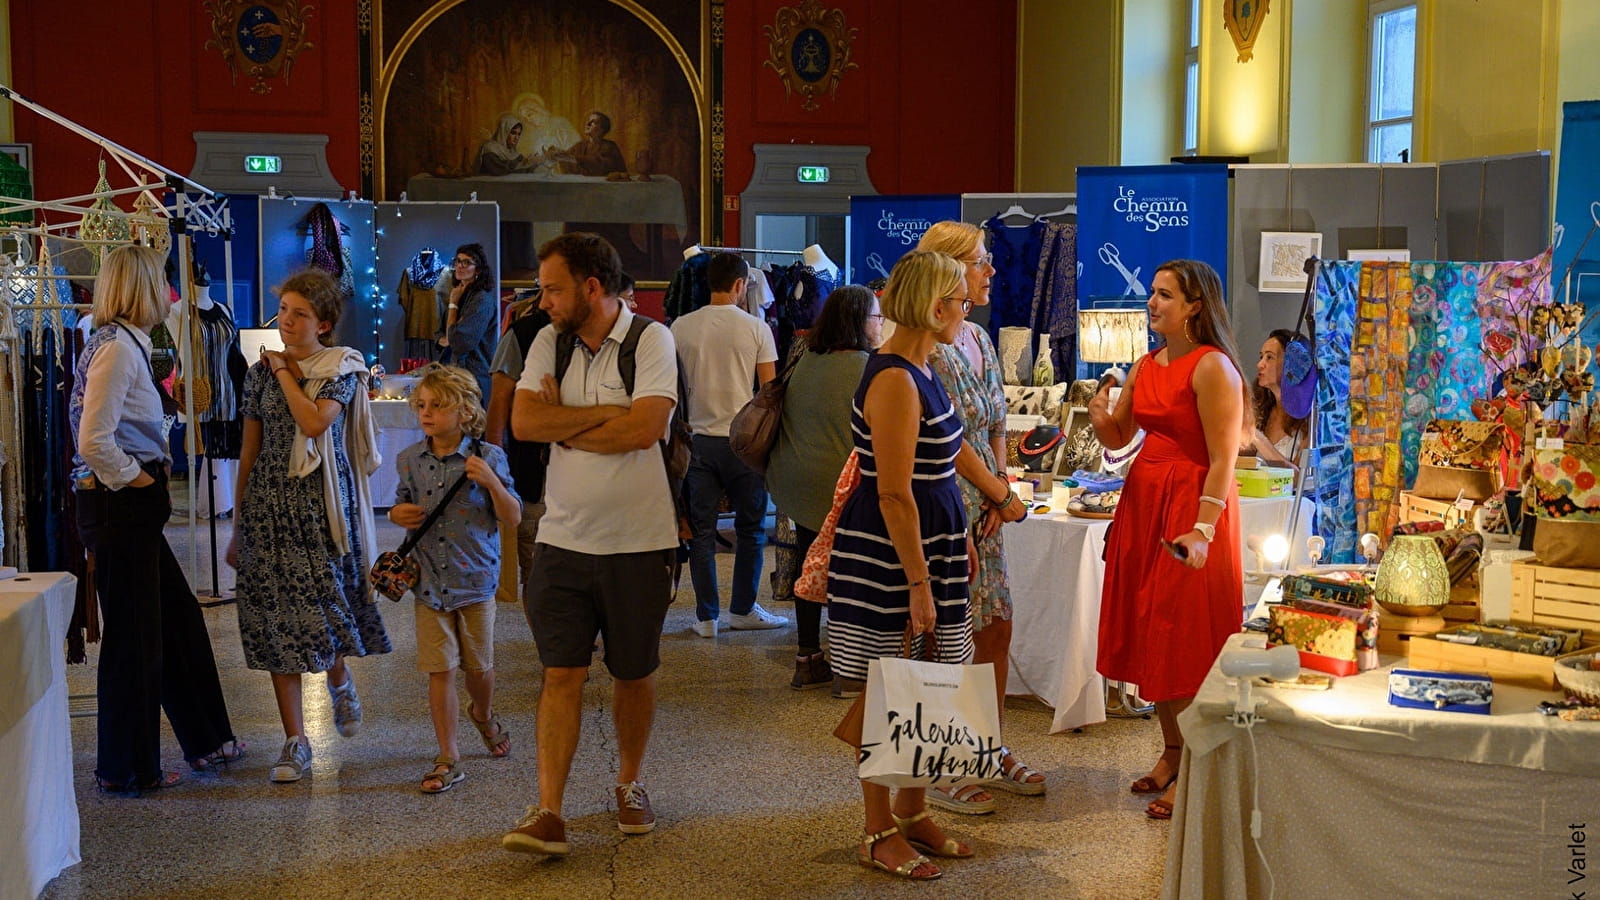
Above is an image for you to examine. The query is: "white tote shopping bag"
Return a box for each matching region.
[858,656,1003,788]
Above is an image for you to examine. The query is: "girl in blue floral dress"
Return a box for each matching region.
[228,269,389,784]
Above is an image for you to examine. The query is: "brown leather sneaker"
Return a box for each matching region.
[615,782,656,835]
[502,806,570,856]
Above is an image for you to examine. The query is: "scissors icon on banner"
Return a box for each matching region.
[865,252,891,280]
[1098,243,1146,296]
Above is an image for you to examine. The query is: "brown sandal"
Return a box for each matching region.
[1145,796,1174,820]
[420,755,464,794]
[466,700,511,758]
[1131,744,1181,794]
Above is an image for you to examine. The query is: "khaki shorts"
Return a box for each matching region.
[415,600,496,673]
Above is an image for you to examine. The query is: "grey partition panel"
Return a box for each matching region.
[259,197,378,355]
[372,201,500,373]
[1438,154,1551,262]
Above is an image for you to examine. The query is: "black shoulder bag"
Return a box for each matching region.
[369,441,479,601]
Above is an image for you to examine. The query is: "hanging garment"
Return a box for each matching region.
[302,203,355,301]
[1031,221,1080,381]
[983,217,1047,341]
[407,248,448,289]
[664,253,711,319]
[398,270,444,343]
[198,303,246,459]
[1349,261,1411,543]
[1401,261,1493,488]
[22,326,92,655]
[1312,261,1361,564]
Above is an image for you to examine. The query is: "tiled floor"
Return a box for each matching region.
[41,506,1170,899]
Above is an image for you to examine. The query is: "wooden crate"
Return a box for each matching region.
[1406,633,1594,691]
[1398,492,1477,530]
[1510,560,1600,643]
[1442,582,1480,623]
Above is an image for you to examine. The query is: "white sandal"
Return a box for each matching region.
[926,783,996,815]
[990,748,1046,796]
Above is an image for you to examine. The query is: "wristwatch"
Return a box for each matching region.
[1191,521,1216,542]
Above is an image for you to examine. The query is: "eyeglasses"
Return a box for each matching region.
[452,259,476,267]
[964,254,994,269]
[942,296,974,314]
[867,313,885,321]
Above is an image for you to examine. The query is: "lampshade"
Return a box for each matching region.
[1078,308,1148,364]
[1373,535,1450,616]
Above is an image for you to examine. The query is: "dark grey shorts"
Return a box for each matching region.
[524,543,675,681]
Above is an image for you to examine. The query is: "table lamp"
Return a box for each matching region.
[1078,308,1148,390]
[1376,531,1452,637]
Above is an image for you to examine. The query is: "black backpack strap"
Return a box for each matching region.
[615,314,652,396]
[396,439,479,556]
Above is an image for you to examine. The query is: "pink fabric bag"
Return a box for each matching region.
[795,451,861,603]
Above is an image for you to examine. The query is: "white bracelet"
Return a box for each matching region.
[1199,495,1226,509]
[1192,521,1216,542]
[448,303,459,310]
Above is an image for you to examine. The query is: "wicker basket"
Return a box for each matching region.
[1553,650,1600,705]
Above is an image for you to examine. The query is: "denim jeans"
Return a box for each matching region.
[686,434,768,621]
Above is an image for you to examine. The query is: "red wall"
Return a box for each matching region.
[10,2,1013,238]
[9,2,362,208]
[721,0,1018,241]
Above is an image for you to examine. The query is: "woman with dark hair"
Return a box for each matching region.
[766,284,882,691]
[437,242,498,398]
[1252,329,1311,468]
[1088,259,1250,821]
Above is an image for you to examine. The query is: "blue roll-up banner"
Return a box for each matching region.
[1075,165,1230,305]
[847,194,961,285]
[1555,101,1600,328]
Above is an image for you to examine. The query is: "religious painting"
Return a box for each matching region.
[368,1,714,282]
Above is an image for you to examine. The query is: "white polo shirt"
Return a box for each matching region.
[669,303,778,437]
[517,307,679,554]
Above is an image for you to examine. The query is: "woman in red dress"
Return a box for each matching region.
[1088,259,1251,820]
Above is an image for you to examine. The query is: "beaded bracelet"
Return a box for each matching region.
[907,577,929,589]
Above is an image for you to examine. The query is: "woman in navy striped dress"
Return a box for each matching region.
[829,251,1027,881]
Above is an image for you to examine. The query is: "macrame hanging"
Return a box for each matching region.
[128,191,171,255]
[77,159,130,272]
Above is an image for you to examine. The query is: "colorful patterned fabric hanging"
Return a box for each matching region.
[1401,261,1492,487]
[1312,261,1360,564]
[1350,261,1411,543]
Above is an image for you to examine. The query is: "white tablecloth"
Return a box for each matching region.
[370,399,423,508]
[1163,632,1600,898]
[1004,497,1313,734]
[0,572,80,900]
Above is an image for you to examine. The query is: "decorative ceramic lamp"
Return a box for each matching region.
[1373,535,1451,616]
[1078,308,1148,390]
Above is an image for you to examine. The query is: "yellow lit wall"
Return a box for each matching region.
[1415,0,1559,161]
[1016,0,1120,191]
[1553,0,1600,180]
[1286,0,1364,162]
[1197,0,1287,160]
[1119,0,1185,165]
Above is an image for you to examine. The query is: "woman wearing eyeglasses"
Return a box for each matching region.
[917,221,1046,812]
[437,242,498,398]
[828,251,1025,881]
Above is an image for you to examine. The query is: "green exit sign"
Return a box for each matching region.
[244,155,282,174]
[796,165,830,184]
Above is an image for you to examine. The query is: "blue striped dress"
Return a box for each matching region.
[827,352,974,681]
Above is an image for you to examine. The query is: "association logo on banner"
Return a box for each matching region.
[1077,165,1229,304]
[848,194,961,284]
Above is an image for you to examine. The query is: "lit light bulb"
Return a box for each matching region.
[1306,535,1326,566]
[1263,534,1289,566]
[1360,533,1381,564]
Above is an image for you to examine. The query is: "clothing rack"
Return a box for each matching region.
[694,244,806,256]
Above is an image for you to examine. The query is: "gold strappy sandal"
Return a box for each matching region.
[893,810,973,858]
[858,825,941,880]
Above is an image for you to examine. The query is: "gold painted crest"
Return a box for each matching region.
[205,0,316,95]
[1222,0,1270,63]
[762,0,859,112]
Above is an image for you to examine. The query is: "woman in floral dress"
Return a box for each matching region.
[228,268,390,784]
[920,222,1047,812]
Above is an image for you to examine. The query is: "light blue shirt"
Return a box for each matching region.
[393,438,518,611]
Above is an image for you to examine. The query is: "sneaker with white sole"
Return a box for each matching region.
[690,618,717,638]
[503,806,570,856]
[269,737,312,783]
[328,674,362,738]
[727,603,789,630]
[615,782,656,834]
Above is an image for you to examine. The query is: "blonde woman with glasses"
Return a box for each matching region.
[828,250,1025,881]
[919,221,1047,813]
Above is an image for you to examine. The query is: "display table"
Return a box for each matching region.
[0,572,80,900]
[1005,497,1313,734]
[1162,632,1600,899]
[370,399,424,508]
